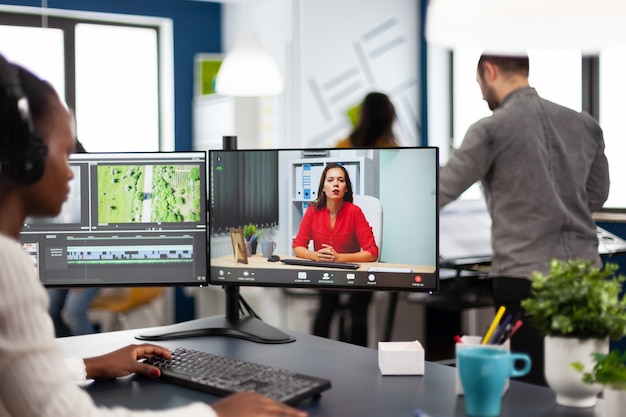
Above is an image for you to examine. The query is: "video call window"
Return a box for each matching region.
[208,148,439,293]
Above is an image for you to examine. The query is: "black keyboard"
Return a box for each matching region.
[280,258,360,270]
[145,348,332,405]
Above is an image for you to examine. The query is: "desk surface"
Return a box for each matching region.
[58,323,604,417]
[212,254,436,273]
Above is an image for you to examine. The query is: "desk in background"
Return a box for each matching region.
[58,326,604,417]
[427,198,626,360]
[440,198,626,264]
[211,254,435,274]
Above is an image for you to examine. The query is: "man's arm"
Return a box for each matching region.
[586,133,610,213]
[439,123,492,208]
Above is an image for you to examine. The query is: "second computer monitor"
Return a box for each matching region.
[208,147,439,293]
[20,151,208,287]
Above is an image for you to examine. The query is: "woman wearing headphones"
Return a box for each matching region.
[0,54,306,417]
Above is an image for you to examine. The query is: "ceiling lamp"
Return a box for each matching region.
[425,0,626,55]
[215,32,284,96]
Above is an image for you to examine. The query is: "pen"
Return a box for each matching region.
[496,312,522,344]
[489,314,513,344]
[507,319,523,339]
[495,321,513,345]
[482,306,506,345]
[245,233,258,247]
[454,335,463,344]
[414,409,433,417]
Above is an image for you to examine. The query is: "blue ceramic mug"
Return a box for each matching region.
[457,347,531,417]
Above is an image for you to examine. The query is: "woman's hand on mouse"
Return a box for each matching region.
[83,344,172,380]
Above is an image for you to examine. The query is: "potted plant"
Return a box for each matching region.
[572,349,626,417]
[242,223,262,255]
[521,259,626,407]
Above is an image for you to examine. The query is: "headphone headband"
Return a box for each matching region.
[0,54,48,185]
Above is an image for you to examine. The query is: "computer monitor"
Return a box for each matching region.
[19,151,208,287]
[208,147,439,291]
[136,147,439,344]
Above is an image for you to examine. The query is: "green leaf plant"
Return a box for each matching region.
[520,259,626,340]
[243,223,256,239]
[572,349,626,390]
[242,223,263,240]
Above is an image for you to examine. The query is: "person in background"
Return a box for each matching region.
[439,53,610,385]
[48,287,100,336]
[304,92,397,347]
[0,54,306,417]
[47,139,102,336]
[335,91,399,148]
[292,162,379,346]
[307,91,398,347]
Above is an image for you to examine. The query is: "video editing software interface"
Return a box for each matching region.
[208,147,439,293]
[19,152,208,287]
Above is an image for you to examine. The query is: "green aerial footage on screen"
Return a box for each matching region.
[97,164,202,224]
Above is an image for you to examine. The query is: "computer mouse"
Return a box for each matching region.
[267,255,280,262]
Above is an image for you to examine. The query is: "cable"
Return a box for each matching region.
[239,294,261,319]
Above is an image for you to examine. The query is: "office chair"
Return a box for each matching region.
[352,195,383,256]
[89,287,165,331]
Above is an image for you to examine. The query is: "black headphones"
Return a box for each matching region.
[0,54,48,185]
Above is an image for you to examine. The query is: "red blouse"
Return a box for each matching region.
[292,202,379,259]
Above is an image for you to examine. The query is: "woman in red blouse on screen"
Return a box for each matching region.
[292,163,378,263]
[292,163,378,347]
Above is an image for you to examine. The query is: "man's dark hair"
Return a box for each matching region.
[478,54,529,78]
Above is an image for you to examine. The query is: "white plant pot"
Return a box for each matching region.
[544,335,609,408]
[604,386,626,417]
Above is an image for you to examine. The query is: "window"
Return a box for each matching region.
[599,47,626,209]
[452,48,582,149]
[0,7,172,151]
[209,150,279,234]
[75,24,159,151]
[0,25,65,99]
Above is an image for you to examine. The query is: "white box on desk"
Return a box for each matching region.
[378,341,425,375]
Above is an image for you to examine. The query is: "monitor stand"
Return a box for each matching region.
[135,285,295,344]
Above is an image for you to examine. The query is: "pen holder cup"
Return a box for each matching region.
[455,335,510,396]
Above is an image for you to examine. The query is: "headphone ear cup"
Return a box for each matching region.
[0,54,49,185]
[0,128,48,185]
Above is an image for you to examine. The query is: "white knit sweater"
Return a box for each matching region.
[0,234,216,417]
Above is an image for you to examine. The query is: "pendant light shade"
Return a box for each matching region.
[425,0,626,55]
[215,32,284,97]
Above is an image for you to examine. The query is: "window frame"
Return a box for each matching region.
[0,5,174,151]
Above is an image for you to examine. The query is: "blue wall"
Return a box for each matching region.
[3,0,222,152]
